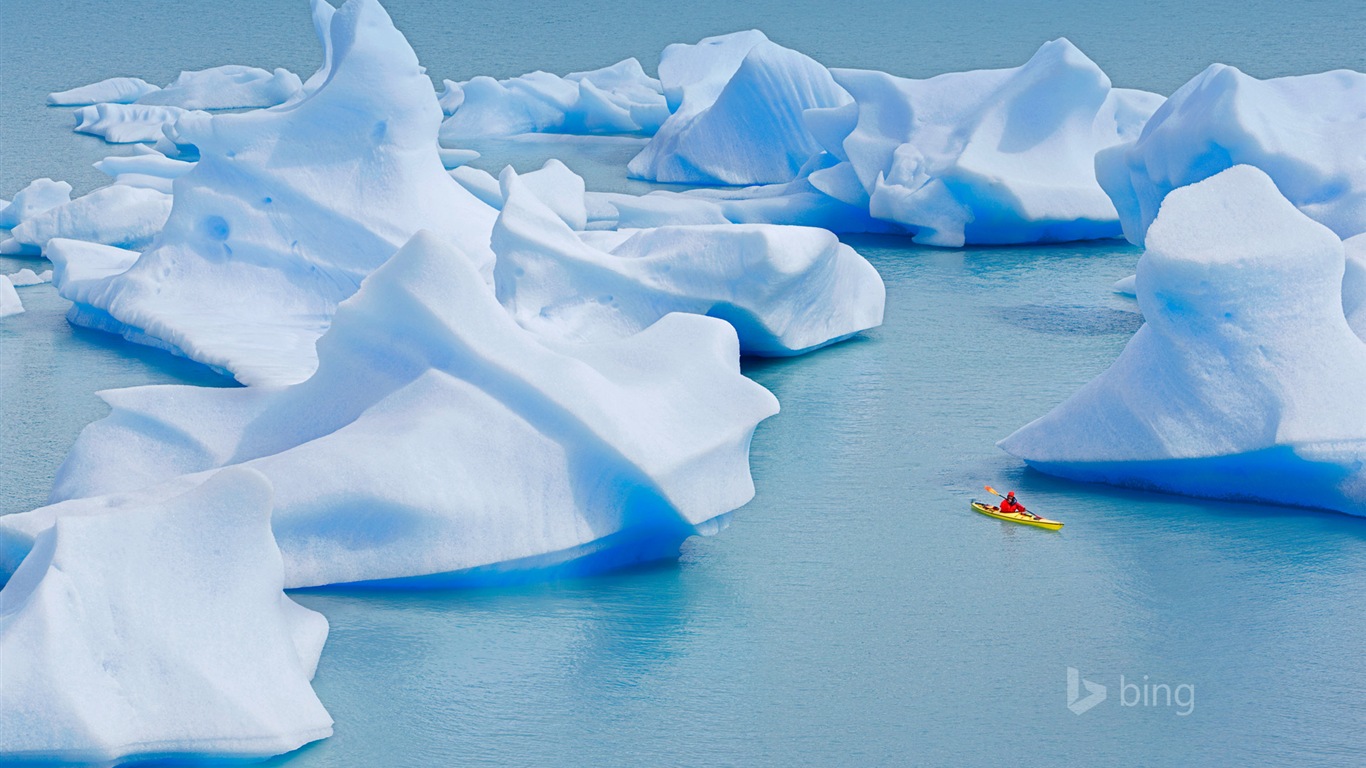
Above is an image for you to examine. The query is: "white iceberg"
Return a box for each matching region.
[0,178,72,229]
[0,276,23,318]
[1112,274,1137,297]
[6,268,53,286]
[494,167,884,354]
[135,64,304,110]
[47,76,161,106]
[2,184,173,255]
[999,166,1366,516]
[57,0,497,386]
[438,58,668,141]
[24,230,779,588]
[94,149,196,181]
[806,39,1162,246]
[1097,65,1366,246]
[72,102,199,144]
[0,468,332,764]
[628,31,851,185]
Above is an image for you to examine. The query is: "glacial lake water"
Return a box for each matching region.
[3,1,1365,765]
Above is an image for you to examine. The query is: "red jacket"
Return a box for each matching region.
[1000,497,1025,514]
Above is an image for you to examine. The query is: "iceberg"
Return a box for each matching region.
[56,0,497,386]
[494,167,885,354]
[20,230,779,588]
[0,468,332,763]
[999,166,1366,516]
[628,32,852,185]
[72,102,198,143]
[438,58,668,141]
[1,184,173,255]
[135,65,304,110]
[805,39,1162,246]
[6,268,53,286]
[0,178,72,229]
[1097,65,1366,246]
[0,276,23,317]
[47,76,161,106]
[93,149,196,181]
[1112,274,1137,297]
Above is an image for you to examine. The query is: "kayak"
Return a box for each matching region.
[970,500,1063,531]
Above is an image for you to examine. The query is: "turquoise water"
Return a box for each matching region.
[4,1,1366,766]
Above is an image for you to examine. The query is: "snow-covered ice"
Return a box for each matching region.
[2,185,173,255]
[805,39,1163,246]
[94,149,196,181]
[1097,65,1366,246]
[494,167,885,354]
[628,31,851,185]
[135,65,304,110]
[0,276,23,318]
[999,166,1366,516]
[1112,274,1137,297]
[22,230,779,588]
[0,178,72,229]
[0,468,332,763]
[1345,234,1366,341]
[56,0,497,386]
[5,268,53,286]
[47,76,161,106]
[72,102,198,144]
[438,58,668,141]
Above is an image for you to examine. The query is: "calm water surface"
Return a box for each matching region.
[2,1,1364,766]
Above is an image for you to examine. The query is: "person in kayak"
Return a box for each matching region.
[999,492,1033,518]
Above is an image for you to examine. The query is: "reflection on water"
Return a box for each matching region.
[998,304,1144,336]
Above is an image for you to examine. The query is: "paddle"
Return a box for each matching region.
[983,485,1042,520]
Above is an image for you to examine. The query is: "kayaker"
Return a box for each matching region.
[999,492,1027,515]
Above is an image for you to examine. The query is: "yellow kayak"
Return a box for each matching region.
[971,500,1063,531]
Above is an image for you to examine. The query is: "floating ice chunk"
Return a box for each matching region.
[57,0,497,386]
[502,159,588,229]
[807,39,1162,246]
[495,170,884,354]
[33,230,779,588]
[0,276,23,318]
[999,166,1366,516]
[73,102,198,143]
[0,468,332,763]
[3,185,172,255]
[439,147,479,169]
[449,165,503,208]
[94,151,196,180]
[47,76,161,106]
[1097,66,1366,246]
[0,178,72,229]
[439,71,578,140]
[1346,234,1366,341]
[136,65,304,110]
[563,58,670,135]
[437,79,464,115]
[438,58,667,141]
[1112,274,1137,297]
[629,34,852,185]
[6,268,53,286]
